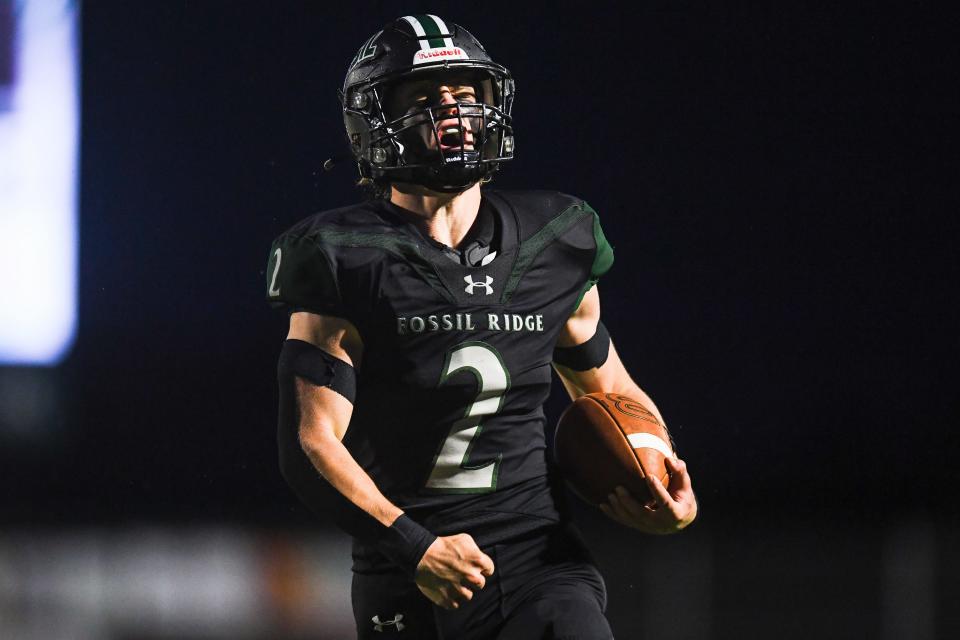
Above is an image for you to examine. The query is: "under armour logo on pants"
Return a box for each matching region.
[372,613,405,632]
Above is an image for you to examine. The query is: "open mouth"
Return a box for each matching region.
[438,125,475,151]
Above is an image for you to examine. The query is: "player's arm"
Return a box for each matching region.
[552,287,698,534]
[281,311,493,609]
[552,286,663,421]
[285,311,403,525]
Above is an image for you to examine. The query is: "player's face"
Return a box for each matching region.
[386,73,480,154]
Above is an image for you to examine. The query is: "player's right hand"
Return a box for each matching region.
[414,533,495,610]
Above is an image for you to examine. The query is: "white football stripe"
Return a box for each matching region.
[428,14,455,48]
[626,432,675,459]
[400,16,431,51]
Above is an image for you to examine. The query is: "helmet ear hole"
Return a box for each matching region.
[349,92,370,110]
[370,147,389,165]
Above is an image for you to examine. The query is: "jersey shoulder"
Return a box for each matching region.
[273,200,396,243]
[485,189,589,241]
[265,201,398,316]
[487,189,614,284]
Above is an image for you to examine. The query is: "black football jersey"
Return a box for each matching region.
[267,189,613,560]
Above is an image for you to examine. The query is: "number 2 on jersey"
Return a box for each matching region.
[425,341,510,493]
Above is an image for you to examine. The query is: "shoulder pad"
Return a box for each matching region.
[485,190,584,242]
[493,190,614,305]
[265,202,383,314]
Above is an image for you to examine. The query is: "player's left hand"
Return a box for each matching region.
[599,456,698,535]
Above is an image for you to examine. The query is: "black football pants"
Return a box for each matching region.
[351,523,613,640]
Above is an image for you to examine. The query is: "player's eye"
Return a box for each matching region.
[398,96,428,117]
[402,96,426,112]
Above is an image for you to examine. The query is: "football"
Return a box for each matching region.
[554,392,675,506]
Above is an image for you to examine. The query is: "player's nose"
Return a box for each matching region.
[435,96,465,129]
[436,91,459,118]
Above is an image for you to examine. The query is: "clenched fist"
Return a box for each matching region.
[415,533,495,610]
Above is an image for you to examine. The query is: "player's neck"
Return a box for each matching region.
[389,182,482,250]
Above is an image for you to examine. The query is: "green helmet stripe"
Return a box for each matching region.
[403,14,449,49]
[425,14,455,48]
[400,16,431,50]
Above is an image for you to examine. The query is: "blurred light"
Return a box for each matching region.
[0,0,78,365]
[0,528,355,640]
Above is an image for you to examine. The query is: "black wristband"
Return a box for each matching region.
[376,514,437,577]
[553,321,611,371]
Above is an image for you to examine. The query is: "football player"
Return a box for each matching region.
[267,14,697,640]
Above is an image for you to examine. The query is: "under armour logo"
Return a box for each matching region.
[464,275,494,295]
[372,613,405,632]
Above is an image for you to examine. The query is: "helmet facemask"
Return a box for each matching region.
[347,69,513,193]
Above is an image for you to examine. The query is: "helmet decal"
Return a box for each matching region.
[412,46,469,66]
[400,15,454,50]
[349,30,382,69]
[401,16,470,65]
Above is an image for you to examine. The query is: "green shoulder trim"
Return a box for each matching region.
[499,202,593,304]
[572,210,615,310]
[590,210,614,280]
[317,229,457,304]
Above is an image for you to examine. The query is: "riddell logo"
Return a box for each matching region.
[413,47,468,65]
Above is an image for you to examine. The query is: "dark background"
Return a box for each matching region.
[3,2,958,638]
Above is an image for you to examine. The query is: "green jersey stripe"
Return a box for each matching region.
[572,211,615,311]
[499,203,594,304]
[303,228,457,303]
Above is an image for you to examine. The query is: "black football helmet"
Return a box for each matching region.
[340,15,515,193]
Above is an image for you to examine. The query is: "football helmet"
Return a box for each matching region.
[341,15,515,193]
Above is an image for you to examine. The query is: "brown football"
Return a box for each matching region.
[554,392,675,506]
